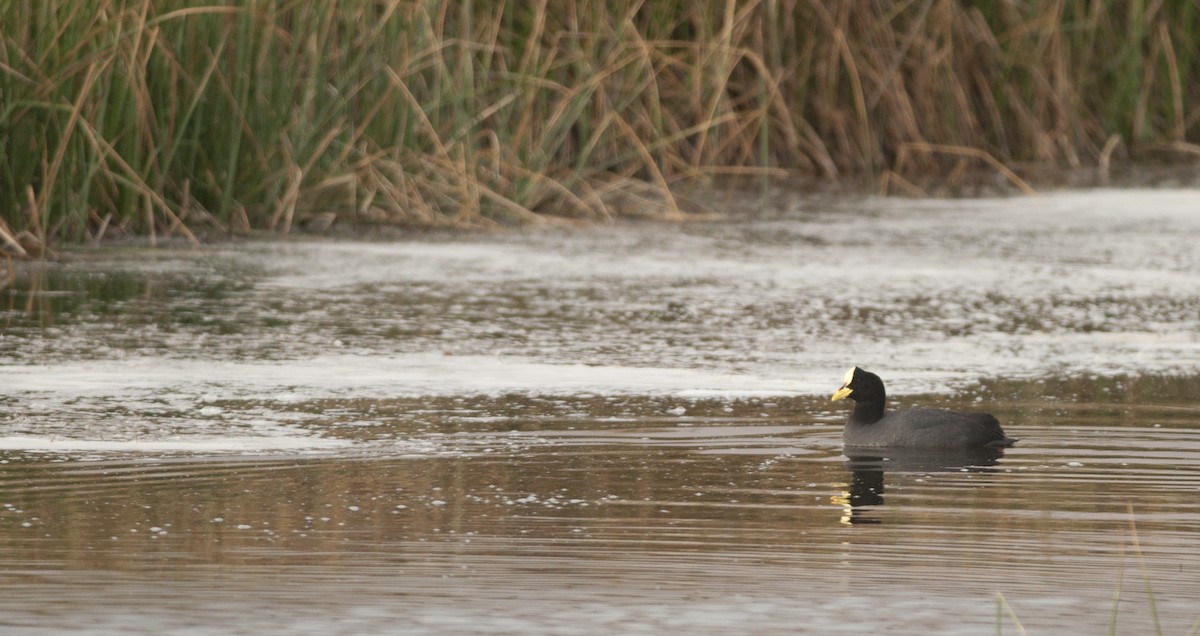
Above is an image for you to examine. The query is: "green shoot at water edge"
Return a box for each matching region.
[998,505,1197,636]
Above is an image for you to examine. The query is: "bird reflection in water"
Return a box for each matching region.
[835,447,1008,525]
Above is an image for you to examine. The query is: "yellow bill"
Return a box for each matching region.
[831,367,856,401]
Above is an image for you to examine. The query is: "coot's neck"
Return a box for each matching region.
[850,393,886,425]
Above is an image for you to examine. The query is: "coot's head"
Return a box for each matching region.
[830,366,885,403]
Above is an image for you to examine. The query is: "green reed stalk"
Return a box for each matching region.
[994,592,1027,636]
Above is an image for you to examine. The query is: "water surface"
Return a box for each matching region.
[2,190,1199,634]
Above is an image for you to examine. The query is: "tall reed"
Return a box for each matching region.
[2,1,1198,247]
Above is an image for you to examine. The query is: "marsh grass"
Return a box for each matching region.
[996,507,1200,636]
[2,1,1199,248]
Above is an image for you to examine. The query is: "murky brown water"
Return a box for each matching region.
[2,190,1200,634]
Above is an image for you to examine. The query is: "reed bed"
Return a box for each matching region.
[2,0,1198,249]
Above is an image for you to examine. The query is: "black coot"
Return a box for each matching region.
[831,367,1016,449]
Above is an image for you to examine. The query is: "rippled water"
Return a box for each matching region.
[2,190,1200,634]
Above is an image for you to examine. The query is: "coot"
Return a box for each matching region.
[831,367,1016,449]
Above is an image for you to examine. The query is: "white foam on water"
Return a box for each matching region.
[0,434,351,453]
[0,353,822,400]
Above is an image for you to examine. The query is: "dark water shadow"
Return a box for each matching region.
[839,447,1008,525]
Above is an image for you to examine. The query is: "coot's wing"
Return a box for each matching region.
[889,409,1013,447]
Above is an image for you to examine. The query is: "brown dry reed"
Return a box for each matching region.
[2,0,1199,250]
